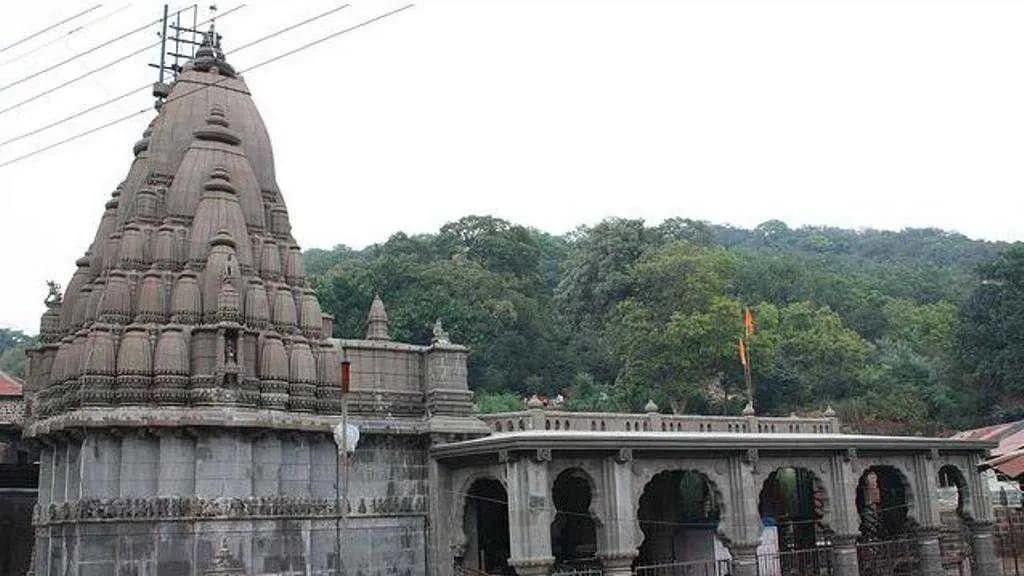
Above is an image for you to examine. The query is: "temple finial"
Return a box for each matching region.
[208,4,219,44]
[366,294,390,340]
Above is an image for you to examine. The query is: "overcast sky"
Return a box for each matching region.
[1,0,1022,333]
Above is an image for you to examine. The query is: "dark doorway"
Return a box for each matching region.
[550,469,599,569]
[636,470,721,567]
[937,465,972,576]
[759,467,829,551]
[856,465,912,541]
[461,478,512,575]
[855,466,919,576]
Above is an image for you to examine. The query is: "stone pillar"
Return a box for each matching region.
[969,521,1000,576]
[729,542,759,576]
[505,450,555,576]
[967,451,1000,576]
[831,534,859,576]
[597,449,638,576]
[725,451,767,576]
[912,453,944,576]
[828,451,862,576]
[917,527,945,576]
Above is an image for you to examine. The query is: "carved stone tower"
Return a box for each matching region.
[22,30,357,575]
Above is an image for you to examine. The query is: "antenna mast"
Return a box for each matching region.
[150,4,202,109]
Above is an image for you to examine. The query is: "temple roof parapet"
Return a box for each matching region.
[479,407,841,435]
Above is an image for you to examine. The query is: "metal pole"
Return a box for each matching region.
[340,396,349,576]
[158,5,169,84]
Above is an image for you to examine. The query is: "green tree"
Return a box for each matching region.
[0,328,37,379]
[957,244,1024,420]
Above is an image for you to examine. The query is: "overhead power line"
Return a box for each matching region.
[0,4,416,170]
[0,2,349,148]
[0,4,247,118]
[0,4,133,69]
[0,4,200,94]
[0,4,103,56]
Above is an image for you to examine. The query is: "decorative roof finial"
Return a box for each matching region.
[45,280,63,308]
[824,404,836,418]
[208,4,218,41]
[742,401,756,416]
[644,399,659,413]
[431,318,450,345]
[191,4,235,77]
[366,294,390,340]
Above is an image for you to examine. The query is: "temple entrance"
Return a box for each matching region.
[757,467,832,576]
[855,465,920,576]
[550,469,599,570]
[635,470,728,576]
[460,478,512,576]
[937,465,971,576]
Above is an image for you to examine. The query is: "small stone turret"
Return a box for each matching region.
[366,294,390,340]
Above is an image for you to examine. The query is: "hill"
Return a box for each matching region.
[307,216,1019,434]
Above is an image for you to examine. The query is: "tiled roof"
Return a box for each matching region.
[0,370,24,396]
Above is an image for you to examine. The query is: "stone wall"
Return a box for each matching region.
[32,430,431,576]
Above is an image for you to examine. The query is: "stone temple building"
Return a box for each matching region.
[20,27,1002,576]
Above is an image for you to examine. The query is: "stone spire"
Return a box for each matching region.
[27,28,341,419]
[366,294,390,340]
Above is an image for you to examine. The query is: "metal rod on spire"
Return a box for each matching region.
[158,5,169,85]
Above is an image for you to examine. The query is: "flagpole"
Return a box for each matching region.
[742,307,755,415]
[744,340,753,412]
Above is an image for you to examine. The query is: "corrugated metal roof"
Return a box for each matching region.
[957,420,1024,478]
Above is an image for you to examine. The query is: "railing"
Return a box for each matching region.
[633,559,733,576]
[995,506,1024,576]
[550,566,604,576]
[480,409,839,436]
[855,538,921,576]
[757,546,833,576]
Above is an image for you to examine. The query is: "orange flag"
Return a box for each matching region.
[744,307,755,336]
[739,337,748,368]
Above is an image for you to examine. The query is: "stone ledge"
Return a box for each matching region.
[431,430,997,459]
[24,406,492,438]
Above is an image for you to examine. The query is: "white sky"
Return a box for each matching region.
[1,0,1022,333]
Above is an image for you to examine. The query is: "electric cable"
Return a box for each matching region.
[0,5,132,69]
[0,4,199,94]
[0,2,353,150]
[0,3,414,169]
[0,4,247,118]
[0,4,103,56]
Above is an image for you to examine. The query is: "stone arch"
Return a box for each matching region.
[758,466,833,550]
[550,467,602,568]
[634,469,726,567]
[938,463,974,521]
[936,463,975,574]
[633,463,735,549]
[856,464,916,541]
[453,473,511,575]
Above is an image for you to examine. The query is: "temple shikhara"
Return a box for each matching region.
[15,25,1005,576]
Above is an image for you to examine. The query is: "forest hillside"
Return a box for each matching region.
[304,216,1021,434]
[3,216,1020,434]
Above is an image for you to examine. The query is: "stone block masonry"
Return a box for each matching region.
[31,429,433,576]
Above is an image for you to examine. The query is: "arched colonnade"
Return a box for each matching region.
[437,445,1000,576]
